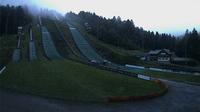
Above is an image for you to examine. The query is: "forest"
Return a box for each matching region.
[0,5,32,66]
[0,6,199,62]
[0,5,32,35]
[66,11,200,62]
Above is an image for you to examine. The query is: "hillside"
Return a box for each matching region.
[0,11,165,102]
[64,12,200,84]
[0,59,163,102]
[65,11,200,62]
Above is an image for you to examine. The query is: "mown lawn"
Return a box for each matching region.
[0,59,163,102]
[130,69,200,84]
[0,35,17,65]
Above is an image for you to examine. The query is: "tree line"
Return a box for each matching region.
[0,5,32,35]
[66,11,176,50]
[66,11,200,61]
[176,29,200,61]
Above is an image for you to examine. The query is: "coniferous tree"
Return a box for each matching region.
[66,11,200,61]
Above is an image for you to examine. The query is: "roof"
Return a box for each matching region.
[148,49,172,55]
[18,26,23,30]
[162,49,172,54]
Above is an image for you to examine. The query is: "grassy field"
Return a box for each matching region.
[0,59,163,102]
[130,69,200,84]
[0,18,165,102]
[0,35,17,65]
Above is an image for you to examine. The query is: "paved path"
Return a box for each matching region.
[1,80,200,112]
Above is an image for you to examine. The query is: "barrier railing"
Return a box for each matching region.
[0,66,6,74]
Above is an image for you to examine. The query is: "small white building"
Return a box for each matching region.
[18,26,23,35]
[146,49,172,63]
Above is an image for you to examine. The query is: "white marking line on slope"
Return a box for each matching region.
[70,28,76,30]
[0,66,6,74]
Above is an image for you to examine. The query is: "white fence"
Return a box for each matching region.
[125,64,145,69]
[137,74,151,80]
[0,66,6,74]
[126,64,196,75]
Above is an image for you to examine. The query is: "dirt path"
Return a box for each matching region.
[1,80,200,112]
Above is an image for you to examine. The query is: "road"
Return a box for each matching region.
[1,80,200,112]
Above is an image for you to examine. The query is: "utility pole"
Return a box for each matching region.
[5,7,10,36]
[184,29,189,58]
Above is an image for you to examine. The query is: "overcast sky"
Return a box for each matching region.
[1,0,200,35]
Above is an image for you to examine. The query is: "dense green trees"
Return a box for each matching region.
[176,29,200,61]
[0,5,31,35]
[66,11,176,51]
[66,11,200,61]
[0,5,32,65]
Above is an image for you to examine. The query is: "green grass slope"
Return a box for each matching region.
[0,59,163,102]
[0,35,17,65]
[66,19,200,84]
[66,20,151,65]
[0,17,165,102]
